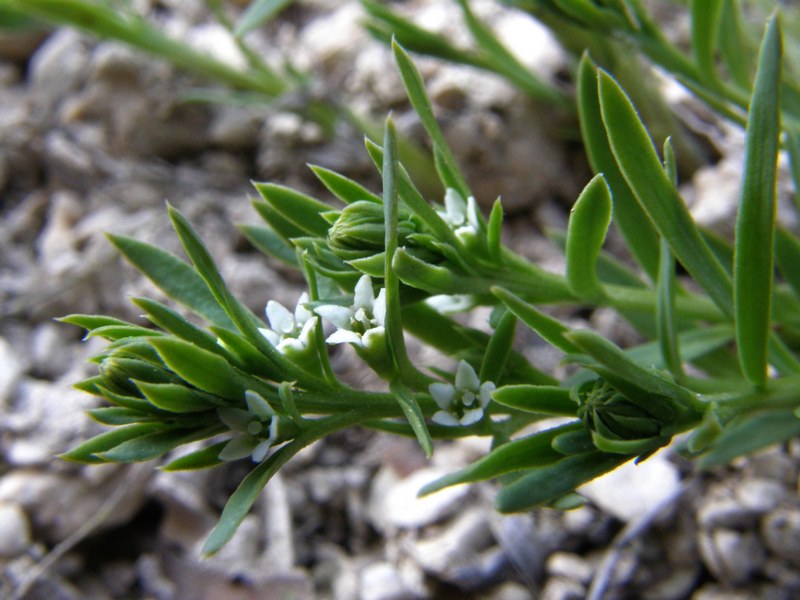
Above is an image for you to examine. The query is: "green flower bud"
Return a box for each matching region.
[327,201,417,260]
[573,379,676,453]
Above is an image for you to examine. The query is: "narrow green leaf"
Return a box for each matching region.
[166,206,287,371]
[775,227,800,298]
[492,286,579,354]
[566,174,612,301]
[383,116,408,374]
[495,451,628,513]
[85,325,161,341]
[390,382,433,458]
[365,137,461,247]
[486,198,503,262]
[419,422,580,496]
[239,224,299,267]
[657,237,683,379]
[718,0,755,89]
[479,309,516,384]
[597,70,733,315]
[161,441,227,471]
[393,249,482,295]
[253,183,332,237]
[107,234,234,328]
[310,164,382,205]
[60,314,137,334]
[566,329,698,410]
[251,199,308,241]
[690,0,723,81]
[131,297,222,354]
[101,426,219,463]
[576,53,660,281]
[60,423,165,464]
[234,0,293,38]
[149,338,248,402]
[698,409,800,468]
[492,385,576,416]
[135,381,221,413]
[734,15,782,387]
[392,39,470,199]
[87,407,154,426]
[786,128,800,213]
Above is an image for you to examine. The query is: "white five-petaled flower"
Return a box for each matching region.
[314,275,387,349]
[259,292,317,354]
[429,360,495,427]
[438,188,481,240]
[217,391,279,462]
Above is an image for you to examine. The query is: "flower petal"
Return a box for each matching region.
[444,188,467,225]
[432,411,461,427]
[353,275,375,312]
[373,288,387,326]
[326,329,363,346]
[218,435,256,461]
[266,300,295,334]
[217,407,251,432]
[245,390,274,421]
[315,305,354,330]
[460,408,484,426]
[455,360,480,392]
[466,195,481,230]
[259,327,281,346]
[294,292,313,324]
[251,439,272,462]
[429,382,455,410]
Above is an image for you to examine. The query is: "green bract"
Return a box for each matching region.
[54,2,800,556]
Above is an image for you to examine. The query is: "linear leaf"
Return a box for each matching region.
[576,53,660,281]
[734,15,782,387]
[310,164,382,204]
[390,382,433,458]
[234,0,293,38]
[60,423,165,464]
[253,183,332,237]
[149,338,248,402]
[492,286,579,354]
[392,39,470,199]
[108,234,234,328]
[495,451,628,513]
[492,385,576,416]
[132,297,221,354]
[690,0,723,81]
[566,174,611,300]
[238,223,299,267]
[598,70,733,315]
[419,422,579,496]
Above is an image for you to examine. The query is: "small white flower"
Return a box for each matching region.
[438,188,481,240]
[314,275,387,349]
[218,391,279,462]
[259,292,318,354]
[429,360,495,427]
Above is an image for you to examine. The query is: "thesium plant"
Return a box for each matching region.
[58,3,800,557]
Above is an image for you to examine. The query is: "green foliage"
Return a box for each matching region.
[52,1,800,554]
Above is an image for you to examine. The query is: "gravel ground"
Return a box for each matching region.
[1,2,799,599]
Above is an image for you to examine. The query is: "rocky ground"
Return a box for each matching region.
[1,1,799,599]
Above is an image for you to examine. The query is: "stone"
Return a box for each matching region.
[578,449,681,522]
[359,562,415,600]
[698,528,766,585]
[545,552,594,585]
[0,335,23,406]
[734,478,786,514]
[369,466,470,532]
[697,496,757,530]
[0,502,32,558]
[540,577,585,600]
[407,507,493,581]
[761,509,800,565]
[642,566,700,600]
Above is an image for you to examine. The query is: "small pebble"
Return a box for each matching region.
[0,502,32,558]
